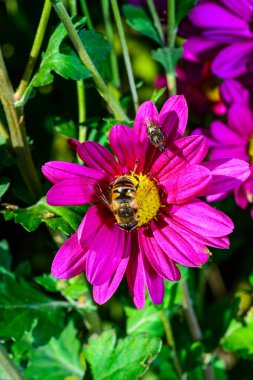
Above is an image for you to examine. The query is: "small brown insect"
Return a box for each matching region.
[94,176,139,231]
[145,117,166,153]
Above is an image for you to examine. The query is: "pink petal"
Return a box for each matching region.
[142,254,164,305]
[168,198,234,237]
[126,234,146,309]
[161,165,212,204]
[209,146,248,162]
[183,37,221,62]
[150,135,208,181]
[212,42,253,79]
[46,178,99,206]
[202,158,250,196]
[210,120,244,145]
[68,138,80,152]
[85,221,127,286]
[228,104,253,138]
[159,95,188,143]
[51,233,86,279]
[219,0,253,22]
[152,219,209,267]
[109,124,145,173]
[77,141,121,180]
[220,79,250,106]
[93,235,131,305]
[139,227,181,281]
[42,161,108,184]
[133,100,159,144]
[77,204,107,247]
[235,184,249,209]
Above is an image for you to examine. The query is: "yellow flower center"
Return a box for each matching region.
[130,172,161,227]
[248,134,253,164]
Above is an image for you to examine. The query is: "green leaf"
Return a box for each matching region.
[125,303,164,338]
[0,267,65,346]
[221,307,253,360]
[53,119,78,139]
[32,20,111,87]
[84,330,162,380]
[0,240,12,270]
[176,0,197,24]
[35,274,59,293]
[122,5,161,44]
[152,47,183,73]
[2,196,86,235]
[25,322,85,380]
[0,177,10,198]
[151,87,167,104]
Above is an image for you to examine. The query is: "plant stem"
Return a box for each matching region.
[80,0,93,29]
[15,0,52,101]
[50,0,128,121]
[0,119,10,141]
[0,48,41,197]
[147,0,165,45]
[110,0,139,112]
[68,0,87,143]
[101,0,120,88]
[166,0,177,95]
[160,310,184,379]
[0,344,25,380]
[181,280,216,380]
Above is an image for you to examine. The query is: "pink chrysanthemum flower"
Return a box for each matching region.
[199,97,253,216]
[42,96,250,308]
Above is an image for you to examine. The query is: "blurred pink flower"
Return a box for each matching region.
[182,0,253,79]
[42,96,250,308]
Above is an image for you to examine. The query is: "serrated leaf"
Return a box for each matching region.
[152,47,183,73]
[32,20,111,87]
[221,307,253,360]
[2,196,86,235]
[0,268,65,346]
[125,303,164,338]
[0,240,11,270]
[122,5,161,44]
[84,330,162,380]
[25,322,85,380]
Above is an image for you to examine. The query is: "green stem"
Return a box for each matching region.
[80,0,93,29]
[15,0,52,101]
[0,344,25,380]
[110,0,139,112]
[166,0,177,95]
[101,0,120,88]
[50,0,128,120]
[68,0,77,15]
[147,0,165,45]
[160,311,184,378]
[0,48,41,197]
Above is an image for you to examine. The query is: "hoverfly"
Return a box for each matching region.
[145,117,166,153]
[94,175,139,231]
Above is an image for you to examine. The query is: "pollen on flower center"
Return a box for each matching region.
[130,172,161,227]
[248,133,253,164]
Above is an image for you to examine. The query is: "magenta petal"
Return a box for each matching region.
[183,37,221,62]
[46,178,98,206]
[150,135,208,180]
[86,222,127,286]
[77,141,121,179]
[234,185,248,209]
[51,233,86,279]
[42,161,107,184]
[93,235,131,305]
[220,79,250,106]
[68,138,80,152]
[212,42,253,79]
[159,95,188,143]
[210,120,244,145]
[109,124,145,173]
[152,219,209,267]
[139,227,181,281]
[142,254,164,305]
[228,104,253,138]
[126,234,146,309]
[133,100,159,144]
[202,158,250,196]
[161,165,212,204]
[219,0,253,22]
[169,198,234,237]
[77,204,106,247]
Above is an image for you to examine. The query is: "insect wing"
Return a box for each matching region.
[90,182,111,208]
